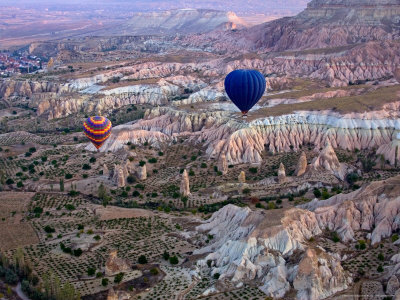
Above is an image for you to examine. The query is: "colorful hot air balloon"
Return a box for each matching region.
[224,69,266,117]
[83,116,112,150]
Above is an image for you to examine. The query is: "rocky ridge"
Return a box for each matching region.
[193,175,400,298]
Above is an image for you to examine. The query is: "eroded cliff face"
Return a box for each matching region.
[0,80,72,100]
[194,205,351,299]
[193,176,400,299]
[98,106,400,165]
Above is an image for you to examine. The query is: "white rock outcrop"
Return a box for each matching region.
[180,169,190,196]
[309,141,347,180]
[295,152,307,176]
[278,162,286,184]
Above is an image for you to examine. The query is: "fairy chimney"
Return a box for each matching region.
[295,152,307,176]
[180,169,190,196]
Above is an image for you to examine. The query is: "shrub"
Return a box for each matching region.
[82,164,91,170]
[243,188,251,194]
[89,157,96,163]
[127,175,136,184]
[213,273,220,279]
[44,225,55,233]
[33,207,43,214]
[249,167,258,174]
[331,231,340,243]
[188,170,195,176]
[65,204,75,211]
[358,240,367,250]
[135,183,145,190]
[29,147,36,153]
[191,155,197,161]
[150,268,159,275]
[132,190,140,197]
[313,188,322,198]
[378,253,384,261]
[392,234,399,243]
[25,152,32,157]
[138,255,147,264]
[6,178,14,185]
[41,156,47,162]
[96,272,103,278]
[65,173,73,179]
[169,256,179,265]
[16,181,24,188]
[201,163,207,168]
[158,151,164,156]
[148,158,157,163]
[163,251,170,260]
[139,160,146,167]
[87,267,96,276]
[377,265,384,272]
[94,235,101,241]
[73,248,83,257]
[102,278,109,286]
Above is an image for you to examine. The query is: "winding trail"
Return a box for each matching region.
[14,283,30,300]
[177,277,200,300]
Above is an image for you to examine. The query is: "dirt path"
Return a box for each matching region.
[177,277,200,300]
[14,283,30,300]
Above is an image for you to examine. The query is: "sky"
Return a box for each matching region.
[0,0,310,15]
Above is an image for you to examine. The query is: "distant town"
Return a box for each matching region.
[0,51,44,77]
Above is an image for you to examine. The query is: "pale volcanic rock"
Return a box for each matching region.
[107,288,131,300]
[194,205,348,299]
[300,176,400,245]
[119,106,400,165]
[387,275,400,296]
[180,169,191,196]
[293,248,351,300]
[105,250,131,276]
[103,164,110,177]
[115,168,126,188]
[295,152,308,176]
[238,171,246,184]
[309,141,347,180]
[278,163,287,184]
[0,79,72,99]
[219,154,228,175]
[136,165,147,181]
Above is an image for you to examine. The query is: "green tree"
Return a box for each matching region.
[102,278,109,286]
[114,272,124,283]
[169,256,179,265]
[138,255,147,264]
[59,179,64,192]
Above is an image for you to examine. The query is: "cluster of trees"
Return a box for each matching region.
[0,249,80,300]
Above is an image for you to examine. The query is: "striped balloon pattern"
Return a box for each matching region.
[83,116,112,149]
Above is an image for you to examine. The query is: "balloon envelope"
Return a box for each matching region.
[83,116,112,149]
[224,69,266,115]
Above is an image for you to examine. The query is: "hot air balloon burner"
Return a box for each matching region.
[241,111,249,118]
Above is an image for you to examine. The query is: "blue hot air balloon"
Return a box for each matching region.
[224,69,266,117]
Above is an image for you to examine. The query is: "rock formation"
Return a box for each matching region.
[218,154,228,175]
[103,164,109,177]
[310,141,347,180]
[295,152,307,177]
[193,176,400,298]
[194,204,351,299]
[136,164,147,181]
[386,275,399,296]
[277,162,286,184]
[238,171,246,184]
[105,250,131,276]
[180,169,190,196]
[98,106,400,166]
[107,288,131,300]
